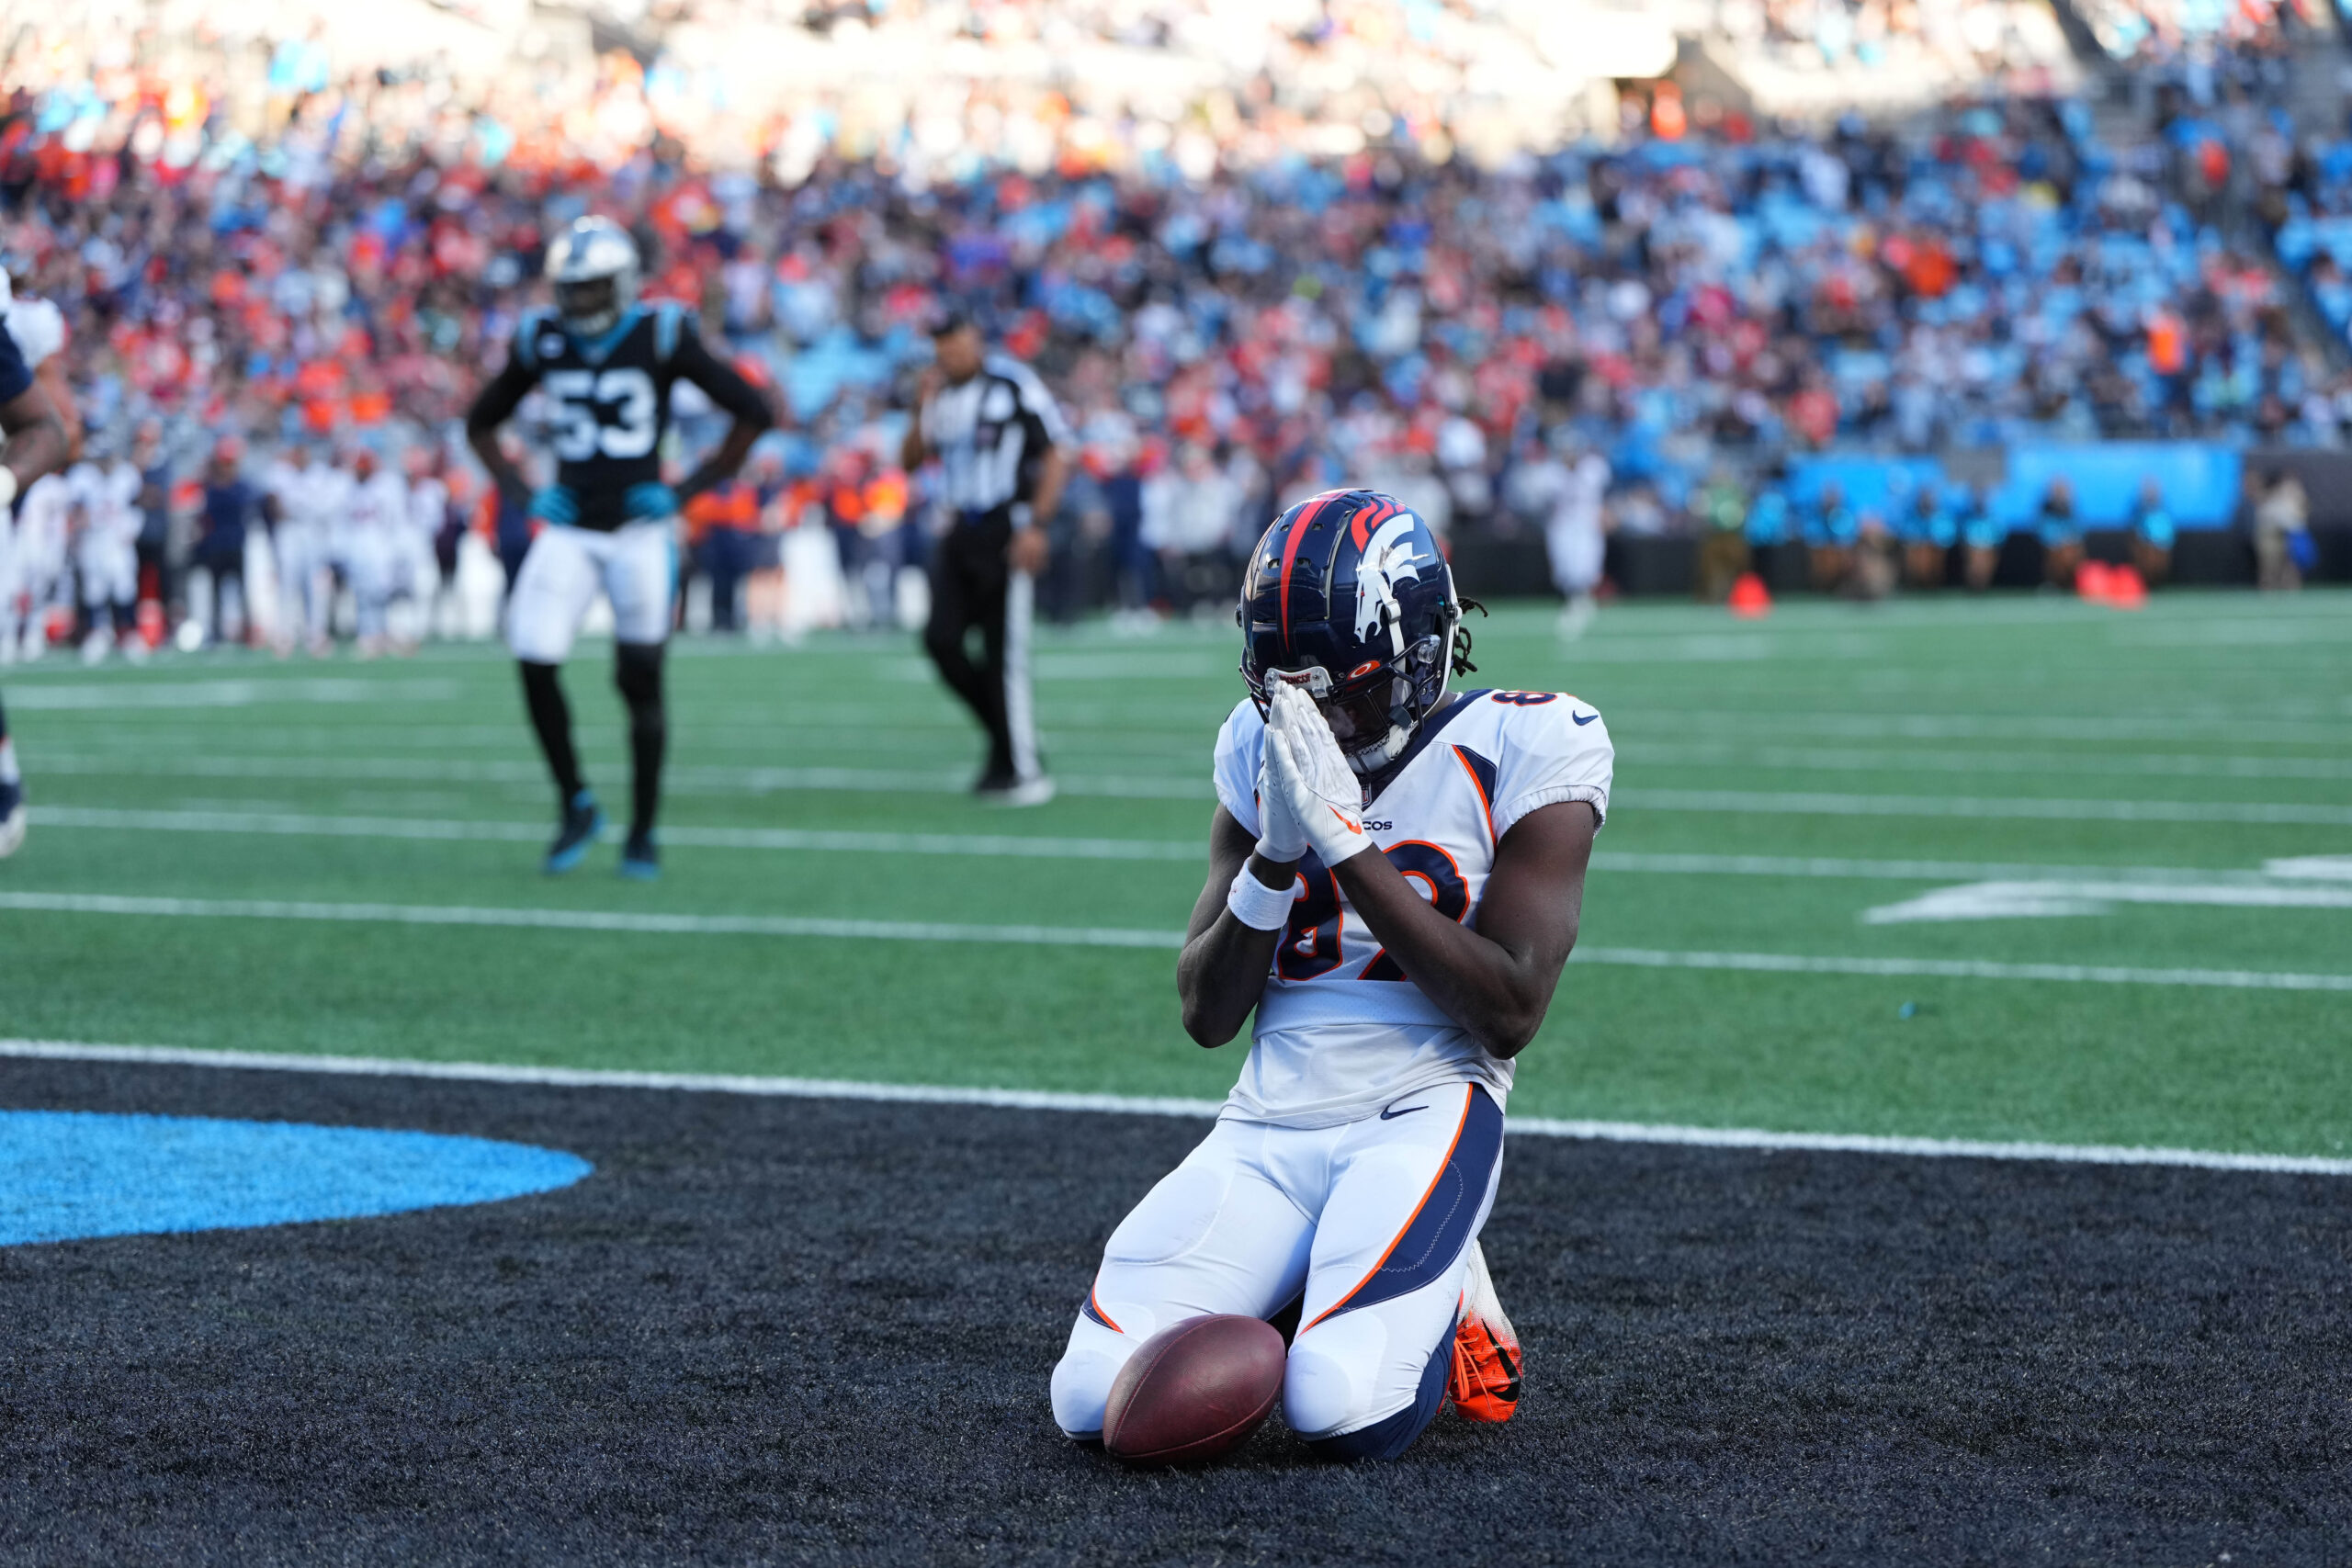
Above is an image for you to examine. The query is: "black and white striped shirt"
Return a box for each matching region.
[919,355,1071,520]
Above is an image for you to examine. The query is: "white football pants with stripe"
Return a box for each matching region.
[505,519,674,663]
[1051,1081,1504,1460]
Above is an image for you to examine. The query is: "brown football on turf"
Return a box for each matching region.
[1102,1314,1286,1467]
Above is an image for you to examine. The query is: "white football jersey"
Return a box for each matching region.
[5,294,66,369]
[292,462,355,533]
[407,476,448,541]
[1211,687,1613,1128]
[16,473,71,572]
[348,471,408,535]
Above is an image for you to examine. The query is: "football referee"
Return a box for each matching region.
[903,314,1070,806]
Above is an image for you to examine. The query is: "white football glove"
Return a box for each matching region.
[1264,680,1372,866]
[1253,749,1309,864]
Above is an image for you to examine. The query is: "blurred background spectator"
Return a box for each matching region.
[0,0,2349,649]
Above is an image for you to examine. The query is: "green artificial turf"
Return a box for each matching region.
[3,592,2347,1154]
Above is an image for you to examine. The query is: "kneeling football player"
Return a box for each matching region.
[1051,490,1611,1460]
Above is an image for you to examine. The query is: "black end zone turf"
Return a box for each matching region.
[1,1060,2346,1565]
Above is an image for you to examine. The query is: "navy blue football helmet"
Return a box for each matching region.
[1238,489,1477,773]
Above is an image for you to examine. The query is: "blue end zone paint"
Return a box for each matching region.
[0,1111,591,1247]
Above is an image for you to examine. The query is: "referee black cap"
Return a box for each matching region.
[928,307,977,338]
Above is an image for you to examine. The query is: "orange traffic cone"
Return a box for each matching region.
[2075,560,2113,603]
[2105,564,2147,609]
[136,598,166,649]
[1727,572,1771,618]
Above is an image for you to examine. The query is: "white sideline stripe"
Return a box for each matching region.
[1,1038,2345,1178]
[5,889,2350,991]
[0,892,1185,949]
[30,752,2352,820]
[1636,789,2352,827]
[1634,742,2352,784]
[22,810,2332,886]
[1863,878,2352,924]
[26,808,1205,863]
[1571,945,2352,991]
[27,753,1216,800]
[0,678,459,711]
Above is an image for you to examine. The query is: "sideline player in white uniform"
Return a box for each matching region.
[70,447,143,662]
[465,217,772,879]
[398,447,450,644]
[344,447,407,658]
[1051,488,1612,1461]
[6,472,70,662]
[270,444,346,655]
[0,306,79,856]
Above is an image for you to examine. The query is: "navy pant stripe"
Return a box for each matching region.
[1323,1084,1504,1323]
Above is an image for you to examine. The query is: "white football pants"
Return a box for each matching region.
[76,538,138,609]
[505,519,674,663]
[274,522,331,644]
[1051,1081,1504,1461]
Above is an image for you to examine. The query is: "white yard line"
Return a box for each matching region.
[1635,789,2352,827]
[0,891,1187,949]
[27,753,1217,798]
[1570,945,2352,991]
[1607,711,2352,746]
[1864,878,2352,924]
[27,807,1205,862]
[4,888,2348,990]
[1,678,458,710]
[1,1038,2343,1178]
[1632,743,2352,784]
[28,808,2327,886]
[29,751,2352,818]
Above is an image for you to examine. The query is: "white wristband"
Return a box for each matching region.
[0,467,17,511]
[1226,861,1300,931]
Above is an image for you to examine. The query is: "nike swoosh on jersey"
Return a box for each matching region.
[1572,711,1599,726]
[1378,1103,1429,1120]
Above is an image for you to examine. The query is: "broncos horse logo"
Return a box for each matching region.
[1352,509,1433,657]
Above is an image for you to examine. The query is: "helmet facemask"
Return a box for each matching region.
[1250,625,1453,775]
[554,275,623,336]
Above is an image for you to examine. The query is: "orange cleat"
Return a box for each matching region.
[1447,1240,1522,1423]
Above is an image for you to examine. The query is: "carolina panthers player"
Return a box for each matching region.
[466,217,774,879]
[0,309,76,857]
[1051,489,1612,1460]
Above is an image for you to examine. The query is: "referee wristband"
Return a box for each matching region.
[1226,861,1300,931]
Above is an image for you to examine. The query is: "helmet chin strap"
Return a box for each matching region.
[1344,721,1414,775]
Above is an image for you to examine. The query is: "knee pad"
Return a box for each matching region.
[1290,1309,1455,1462]
[1049,1309,1152,1440]
[613,643,664,709]
[1282,1315,1386,1441]
[1049,1348,1125,1440]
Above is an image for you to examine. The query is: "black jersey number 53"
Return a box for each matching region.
[544,367,659,461]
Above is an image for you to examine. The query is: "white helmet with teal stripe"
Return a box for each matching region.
[545,216,639,337]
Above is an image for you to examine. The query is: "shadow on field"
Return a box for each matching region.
[0,1059,2345,1566]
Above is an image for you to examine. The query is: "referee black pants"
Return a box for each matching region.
[923,510,1040,783]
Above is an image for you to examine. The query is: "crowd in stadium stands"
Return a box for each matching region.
[0,0,2340,653]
